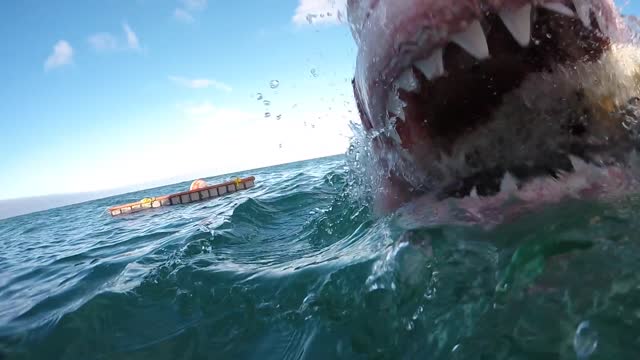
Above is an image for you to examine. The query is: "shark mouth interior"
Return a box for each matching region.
[380,1,631,201]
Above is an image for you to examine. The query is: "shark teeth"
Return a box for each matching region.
[499,4,533,47]
[541,2,575,17]
[451,20,490,60]
[414,48,445,80]
[391,0,580,90]
[395,68,420,92]
[500,172,519,194]
[572,0,593,28]
[569,154,590,172]
[387,0,583,132]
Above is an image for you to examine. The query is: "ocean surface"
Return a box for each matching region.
[1,155,640,359]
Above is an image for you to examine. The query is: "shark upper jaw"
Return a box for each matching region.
[347,0,632,214]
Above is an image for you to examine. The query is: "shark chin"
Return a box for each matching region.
[347,0,640,225]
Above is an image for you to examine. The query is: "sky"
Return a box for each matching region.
[1,1,640,201]
[0,0,355,200]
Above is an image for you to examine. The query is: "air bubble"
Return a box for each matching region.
[311,69,318,78]
[270,80,279,89]
[264,112,271,118]
[276,114,282,120]
[256,93,263,101]
[574,321,598,359]
[263,100,271,106]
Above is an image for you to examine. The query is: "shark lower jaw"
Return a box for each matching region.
[349,0,638,214]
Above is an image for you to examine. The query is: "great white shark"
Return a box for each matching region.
[346,0,640,225]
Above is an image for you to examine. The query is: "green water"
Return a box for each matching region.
[0,155,639,359]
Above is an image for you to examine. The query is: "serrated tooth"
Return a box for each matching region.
[470,187,479,199]
[541,2,575,17]
[414,48,445,80]
[572,0,592,28]
[451,20,490,60]
[387,93,405,120]
[499,4,532,47]
[500,172,518,194]
[395,69,420,92]
[569,155,589,172]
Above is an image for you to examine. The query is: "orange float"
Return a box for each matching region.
[107,176,256,217]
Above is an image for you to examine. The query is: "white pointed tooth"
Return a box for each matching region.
[499,4,532,47]
[451,20,490,60]
[470,187,479,199]
[569,155,589,172]
[387,93,405,120]
[595,9,609,35]
[572,0,592,28]
[500,172,519,194]
[395,69,420,92]
[414,48,445,80]
[541,3,575,17]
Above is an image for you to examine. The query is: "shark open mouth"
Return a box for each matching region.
[348,0,640,216]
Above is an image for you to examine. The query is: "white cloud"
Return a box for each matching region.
[182,0,207,11]
[174,8,195,23]
[122,23,140,50]
[88,33,118,52]
[44,40,73,71]
[169,75,232,92]
[174,0,207,24]
[87,23,142,52]
[292,0,347,25]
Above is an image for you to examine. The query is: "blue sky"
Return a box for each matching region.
[0,0,356,199]
[1,1,639,200]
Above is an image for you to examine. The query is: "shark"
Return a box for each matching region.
[346,0,640,225]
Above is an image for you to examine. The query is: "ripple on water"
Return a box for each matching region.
[2,156,640,359]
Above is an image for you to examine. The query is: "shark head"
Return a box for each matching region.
[347,0,640,222]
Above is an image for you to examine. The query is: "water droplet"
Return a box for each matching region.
[270,80,279,89]
[263,100,271,106]
[264,112,271,118]
[310,69,318,78]
[574,321,598,359]
[306,14,316,24]
[256,93,263,101]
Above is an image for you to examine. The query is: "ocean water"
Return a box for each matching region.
[1,155,640,359]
